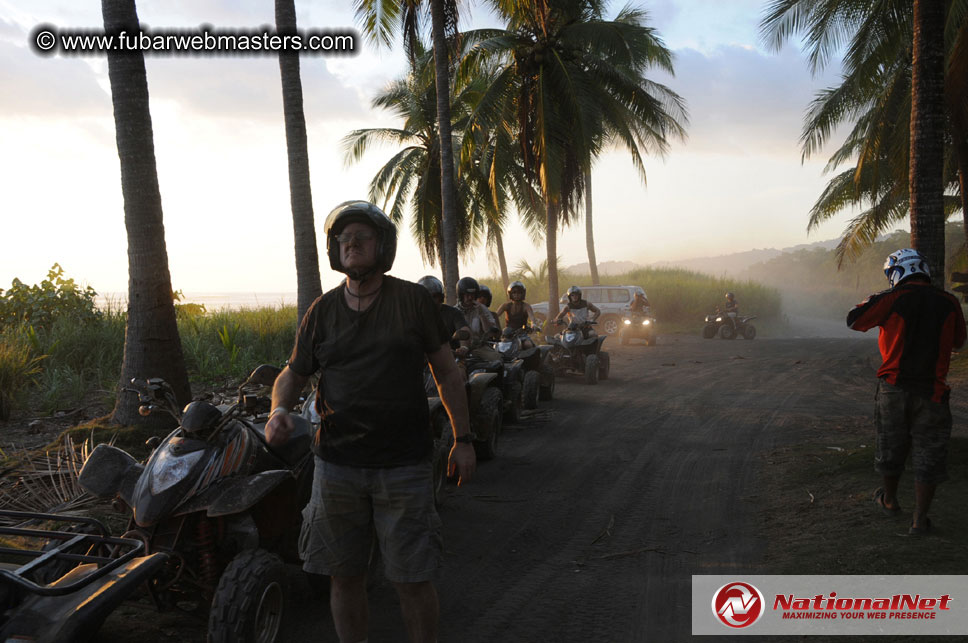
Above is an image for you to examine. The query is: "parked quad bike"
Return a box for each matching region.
[702,309,757,340]
[460,351,510,461]
[77,365,313,643]
[0,510,168,643]
[620,311,657,346]
[547,321,610,385]
[495,326,555,408]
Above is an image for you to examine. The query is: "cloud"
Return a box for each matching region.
[654,43,840,157]
[0,38,110,117]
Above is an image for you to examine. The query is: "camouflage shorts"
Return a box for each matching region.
[873,379,952,484]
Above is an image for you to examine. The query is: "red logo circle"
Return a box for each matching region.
[711,581,765,629]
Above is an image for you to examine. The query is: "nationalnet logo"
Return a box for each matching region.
[712,582,765,628]
[772,592,953,621]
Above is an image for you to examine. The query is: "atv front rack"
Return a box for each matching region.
[0,509,149,596]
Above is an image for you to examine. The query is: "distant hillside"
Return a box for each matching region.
[652,238,840,276]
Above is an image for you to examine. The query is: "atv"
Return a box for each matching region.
[702,309,757,340]
[546,320,610,384]
[494,326,555,409]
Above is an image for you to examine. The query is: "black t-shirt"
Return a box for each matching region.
[440,304,469,336]
[288,276,449,467]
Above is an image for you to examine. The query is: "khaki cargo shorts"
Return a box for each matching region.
[874,379,952,484]
[299,457,443,583]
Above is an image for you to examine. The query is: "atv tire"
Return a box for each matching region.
[503,380,522,424]
[702,324,717,339]
[744,325,757,340]
[522,371,540,410]
[209,548,286,643]
[538,366,555,401]
[599,352,610,380]
[720,324,736,340]
[584,355,600,385]
[474,388,503,461]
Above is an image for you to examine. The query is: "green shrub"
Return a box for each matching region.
[0,264,100,330]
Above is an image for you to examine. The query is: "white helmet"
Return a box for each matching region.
[883,248,930,288]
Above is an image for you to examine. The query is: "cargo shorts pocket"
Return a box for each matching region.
[298,503,317,563]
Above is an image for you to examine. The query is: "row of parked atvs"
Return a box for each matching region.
[0,319,616,643]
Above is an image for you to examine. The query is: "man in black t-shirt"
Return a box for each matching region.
[266,201,475,643]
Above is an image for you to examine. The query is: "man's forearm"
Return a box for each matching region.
[437,368,471,437]
[271,366,309,411]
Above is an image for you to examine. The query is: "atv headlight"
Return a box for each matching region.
[497,341,512,353]
[623,319,631,325]
[716,316,722,322]
[642,320,650,325]
[150,446,205,494]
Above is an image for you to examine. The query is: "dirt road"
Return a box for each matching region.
[96,331,889,642]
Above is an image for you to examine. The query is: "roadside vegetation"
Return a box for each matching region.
[0,266,297,425]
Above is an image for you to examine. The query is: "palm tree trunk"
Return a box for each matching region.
[430,0,460,304]
[909,0,947,284]
[276,0,322,323]
[584,169,600,285]
[494,227,509,290]
[103,0,190,428]
[546,200,560,320]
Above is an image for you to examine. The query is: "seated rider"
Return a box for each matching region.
[476,284,501,328]
[630,291,650,315]
[495,281,538,348]
[418,275,469,340]
[418,274,470,393]
[457,277,501,364]
[724,292,739,330]
[553,286,600,337]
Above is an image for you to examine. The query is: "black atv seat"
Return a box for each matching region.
[253,415,312,468]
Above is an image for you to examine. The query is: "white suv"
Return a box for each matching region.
[532,285,647,336]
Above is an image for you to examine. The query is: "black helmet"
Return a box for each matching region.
[418,275,444,303]
[478,284,493,307]
[567,285,582,301]
[324,201,397,277]
[457,276,480,299]
[417,275,443,296]
[725,292,735,300]
[507,281,526,298]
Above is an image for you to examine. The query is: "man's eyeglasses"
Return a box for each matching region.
[336,230,376,244]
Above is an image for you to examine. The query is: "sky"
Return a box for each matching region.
[0,0,857,298]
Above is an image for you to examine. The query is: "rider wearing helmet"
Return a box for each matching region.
[848,248,966,536]
[418,274,469,340]
[265,201,475,641]
[723,292,739,330]
[553,286,601,337]
[496,281,538,330]
[476,284,500,327]
[457,276,498,344]
[630,291,651,314]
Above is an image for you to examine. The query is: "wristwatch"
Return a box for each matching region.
[455,434,475,444]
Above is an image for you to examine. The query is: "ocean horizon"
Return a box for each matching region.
[96,291,299,311]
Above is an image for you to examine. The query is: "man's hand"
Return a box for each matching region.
[448,442,476,485]
[265,410,295,446]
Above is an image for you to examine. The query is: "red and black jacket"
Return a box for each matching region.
[847,278,966,402]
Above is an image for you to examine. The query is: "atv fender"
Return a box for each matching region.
[596,336,607,350]
[78,444,145,507]
[173,470,293,518]
[466,372,499,409]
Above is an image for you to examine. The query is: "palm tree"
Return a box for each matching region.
[354,0,462,303]
[342,45,477,268]
[761,0,967,280]
[102,0,190,428]
[909,0,947,282]
[276,0,322,322]
[462,0,687,318]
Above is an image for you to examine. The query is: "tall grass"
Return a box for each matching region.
[0,305,299,419]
